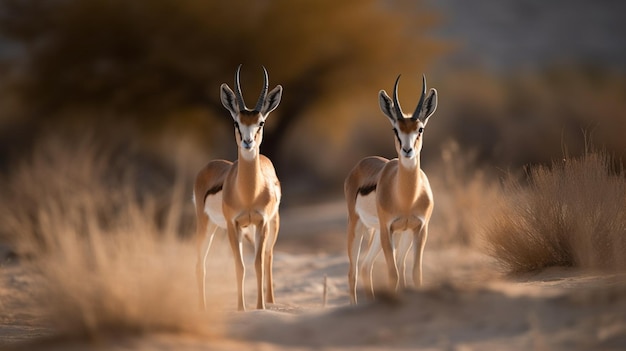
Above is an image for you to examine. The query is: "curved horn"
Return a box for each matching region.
[254,66,269,113]
[411,74,427,121]
[234,64,247,110]
[392,74,404,120]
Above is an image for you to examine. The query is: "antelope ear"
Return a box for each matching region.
[220,83,239,118]
[262,85,283,115]
[420,88,438,126]
[378,90,396,125]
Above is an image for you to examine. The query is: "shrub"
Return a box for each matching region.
[485,150,626,273]
[0,132,220,340]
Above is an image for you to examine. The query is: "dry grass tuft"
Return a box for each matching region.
[0,132,221,340]
[429,140,500,247]
[34,213,219,339]
[485,150,626,273]
[34,219,220,338]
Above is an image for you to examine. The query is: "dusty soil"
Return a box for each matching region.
[1,201,625,350]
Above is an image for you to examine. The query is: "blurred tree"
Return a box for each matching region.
[0,0,442,164]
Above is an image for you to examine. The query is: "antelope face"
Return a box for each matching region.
[233,111,265,160]
[393,118,425,159]
[220,65,283,160]
[379,74,438,166]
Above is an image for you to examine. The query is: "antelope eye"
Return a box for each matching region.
[259,121,265,127]
[418,127,424,133]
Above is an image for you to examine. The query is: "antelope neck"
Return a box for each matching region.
[396,155,421,206]
[236,149,263,202]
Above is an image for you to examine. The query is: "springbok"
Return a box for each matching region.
[194,65,283,311]
[345,74,438,304]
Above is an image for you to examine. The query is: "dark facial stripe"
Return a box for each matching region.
[358,184,377,196]
[392,128,401,145]
[234,122,243,141]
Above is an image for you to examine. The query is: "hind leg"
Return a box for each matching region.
[348,217,364,304]
[196,220,218,310]
[361,227,380,299]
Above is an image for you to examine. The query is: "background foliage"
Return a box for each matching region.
[0,0,441,182]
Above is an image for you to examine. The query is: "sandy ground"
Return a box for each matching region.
[1,201,626,350]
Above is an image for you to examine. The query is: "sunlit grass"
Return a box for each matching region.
[485,150,626,273]
[0,133,221,340]
[428,140,500,247]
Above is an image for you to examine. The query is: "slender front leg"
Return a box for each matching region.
[228,222,246,311]
[196,221,218,310]
[412,223,428,287]
[254,222,269,309]
[396,233,413,289]
[380,223,399,291]
[347,218,364,304]
[265,214,279,304]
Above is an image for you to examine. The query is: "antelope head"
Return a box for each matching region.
[379,74,438,166]
[220,65,283,160]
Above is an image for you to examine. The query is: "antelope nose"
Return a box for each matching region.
[402,147,412,154]
[242,139,254,149]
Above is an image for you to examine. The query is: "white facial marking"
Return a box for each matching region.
[400,154,418,169]
[239,124,258,150]
[235,119,263,161]
[240,147,257,161]
[391,119,424,169]
[398,131,418,159]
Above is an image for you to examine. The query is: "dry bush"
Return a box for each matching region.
[0,132,220,340]
[485,150,626,273]
[428,140,500,247]
[0,128,186,245]
[31,202,219,339]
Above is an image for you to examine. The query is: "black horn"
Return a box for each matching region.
[392,74,404,120]
[234,64,247,110]
[411,74,427,121]
[254,66,269,113]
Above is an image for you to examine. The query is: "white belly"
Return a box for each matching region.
[204,192,227,229]
[355,192,379,229]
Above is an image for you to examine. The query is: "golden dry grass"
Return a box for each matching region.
[485,150,626,273]
[0,132,221,341]
[428,140,500,247]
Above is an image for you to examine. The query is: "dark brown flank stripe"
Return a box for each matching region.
[358,184,377,196]
[205,184,223,198]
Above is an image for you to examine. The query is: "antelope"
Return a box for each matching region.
[194,65,283,311]
[345,74,438,304]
